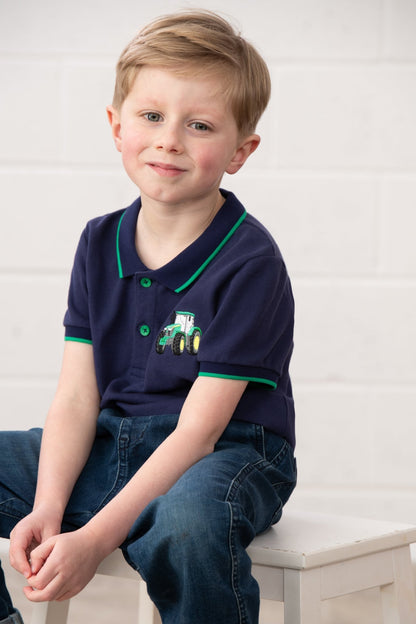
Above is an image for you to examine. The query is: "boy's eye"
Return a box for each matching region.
[190,121,210,132]
[144,112,162,122]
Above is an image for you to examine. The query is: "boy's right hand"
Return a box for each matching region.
[9,503,63,579]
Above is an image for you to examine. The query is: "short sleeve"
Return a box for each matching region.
[63,227,92,343]
[197,255,294,389]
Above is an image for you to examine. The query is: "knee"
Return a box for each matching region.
[156,492,228,549]
[126,492,230,568]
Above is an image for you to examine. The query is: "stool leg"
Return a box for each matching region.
[30,603,49,624]
[31,600,70,624]
[380,546,416,624]
[283,568,322,624]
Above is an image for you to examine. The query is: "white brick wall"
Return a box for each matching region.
[1,0,415,523]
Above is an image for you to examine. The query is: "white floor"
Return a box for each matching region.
[4,557,386,624]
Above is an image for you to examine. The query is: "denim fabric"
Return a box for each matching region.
[0,564,14,620]
[0,410,296,624]
[0,611,23,624]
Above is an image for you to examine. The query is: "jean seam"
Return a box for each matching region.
[91,418,126,514]
[268,437,290,465]
[227,501,249,624]
[225,463,254,503]
[254,424,265,458]
[0,500,29,522]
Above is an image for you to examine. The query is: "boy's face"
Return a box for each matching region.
[107,66,259,210]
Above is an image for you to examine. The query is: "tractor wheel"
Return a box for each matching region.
[187,329,201,355]
[155,332,165,354]
[172,332,185,356]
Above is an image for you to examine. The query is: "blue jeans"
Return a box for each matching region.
[0,410,296,624]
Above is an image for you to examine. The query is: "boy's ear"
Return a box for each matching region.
[106,105,122,152]
[226,134,260,175]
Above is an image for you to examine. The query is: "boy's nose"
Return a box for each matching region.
[155,124,184,153]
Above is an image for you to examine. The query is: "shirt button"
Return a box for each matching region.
[140,277,152,288]
[139,324,151,337]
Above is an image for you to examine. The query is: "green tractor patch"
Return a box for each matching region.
[156,311,202,356]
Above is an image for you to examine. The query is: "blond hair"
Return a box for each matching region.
[112,10,271,137]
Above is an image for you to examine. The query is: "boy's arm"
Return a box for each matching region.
[9,341,100,578]
[86,375,248,550]
[24,375,247,602]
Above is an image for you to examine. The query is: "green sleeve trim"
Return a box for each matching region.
[175,211,247,293]
[65,337,93,345]
[116,210,127,279]
[199,372,277,390]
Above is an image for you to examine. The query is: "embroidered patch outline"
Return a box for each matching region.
[155,311,202,356]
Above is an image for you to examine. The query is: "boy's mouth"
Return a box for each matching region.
[147,162,186,177]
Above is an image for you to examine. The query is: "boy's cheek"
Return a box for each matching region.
[195,148,229,173]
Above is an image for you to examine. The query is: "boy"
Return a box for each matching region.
[0,10,296,624]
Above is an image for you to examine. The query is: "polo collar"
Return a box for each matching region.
[116,190,247,293]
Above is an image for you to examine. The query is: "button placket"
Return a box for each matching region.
[137,275,153,343]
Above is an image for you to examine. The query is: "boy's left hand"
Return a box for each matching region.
[23,526,105,602]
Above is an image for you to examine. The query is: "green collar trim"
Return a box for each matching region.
[116,210,127,279]
[174,211,247,293]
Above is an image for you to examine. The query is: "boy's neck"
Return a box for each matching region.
[135,191,225,270]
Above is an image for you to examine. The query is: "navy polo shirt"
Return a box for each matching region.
[64,190,295,447]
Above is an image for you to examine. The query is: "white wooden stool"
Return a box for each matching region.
[247,511,416,623]
[2,511,416,623]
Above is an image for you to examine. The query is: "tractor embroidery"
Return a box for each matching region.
[156,311,202,356]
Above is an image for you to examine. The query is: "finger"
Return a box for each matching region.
[9,537,32,578]
[24,571,80,603]
[23,572,61,603]
[9,551,31,578]
[29,541,54,575]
